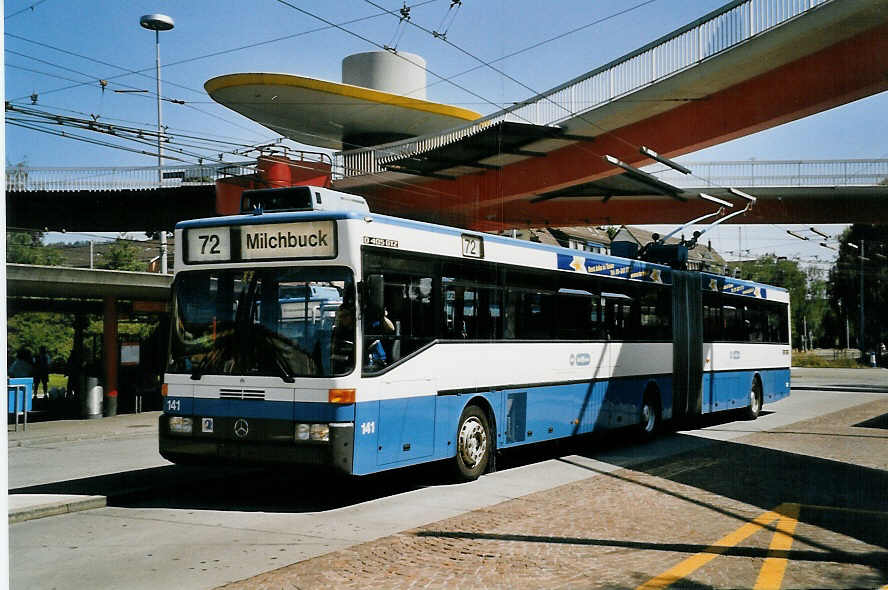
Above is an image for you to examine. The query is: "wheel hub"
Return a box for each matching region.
[458,417,487,467]
[642,404,655,432]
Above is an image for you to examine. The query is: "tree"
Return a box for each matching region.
[6,231,64,265]
[99,239,144,271]
[7,312,75,369]
[739,255,827,349]
[828,225,888,353]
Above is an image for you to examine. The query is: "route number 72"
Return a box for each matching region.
[187,227,229,262]
[461,234,483,259]
[198,234,221,255]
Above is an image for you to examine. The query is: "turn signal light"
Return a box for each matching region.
[328,388,355,404]
[161,383,168,397]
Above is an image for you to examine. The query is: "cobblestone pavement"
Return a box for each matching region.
[219,399,888,590]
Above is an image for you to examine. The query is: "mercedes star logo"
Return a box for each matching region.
[233,418,249,439]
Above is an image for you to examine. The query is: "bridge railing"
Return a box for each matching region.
[336,0,831,179]
[650,159,888,187]
[5,162,256,192]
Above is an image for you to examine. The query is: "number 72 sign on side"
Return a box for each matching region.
[461,234,484,259]
[185,227,231,263]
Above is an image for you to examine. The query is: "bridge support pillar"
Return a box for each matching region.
[103,296,118,417]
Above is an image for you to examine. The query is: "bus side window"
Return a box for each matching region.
[703,292,721,341]
[723,304,742,341]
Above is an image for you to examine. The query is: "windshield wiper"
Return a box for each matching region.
[275,358,295,383]
[190,359,205,381]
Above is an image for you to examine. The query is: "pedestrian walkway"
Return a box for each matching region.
[217,398,888,590]
[8,411,160,524]
[8,410,159,448]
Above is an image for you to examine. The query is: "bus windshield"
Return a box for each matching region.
[169,267,355,378]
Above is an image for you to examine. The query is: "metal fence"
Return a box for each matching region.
[336,0,831,178]
[7,158,885,193]
[651,159,888,188]
[5,162,256,192]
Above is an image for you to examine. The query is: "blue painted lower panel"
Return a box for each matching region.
[164,367,789,475]
[350,374,673,475]
[494,374,673,450]
[702,368,790,414]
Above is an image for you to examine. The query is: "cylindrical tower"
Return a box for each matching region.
[342,51,427,99]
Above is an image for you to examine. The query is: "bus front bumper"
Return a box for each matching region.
[158,415,354,474]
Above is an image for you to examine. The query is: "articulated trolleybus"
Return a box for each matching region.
[160,186,790,480]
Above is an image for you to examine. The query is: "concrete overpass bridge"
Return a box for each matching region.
[330,0,888,229]
[6,264,172,417]
[6,158,887,230]
[6,0,888,231]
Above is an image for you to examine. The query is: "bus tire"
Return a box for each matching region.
[453,405,491,481]
[637,389,661,441]
[744,378,763,420]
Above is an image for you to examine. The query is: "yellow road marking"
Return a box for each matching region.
[636,505,789,590]
[754,503,800,590]
[638,502,888,589]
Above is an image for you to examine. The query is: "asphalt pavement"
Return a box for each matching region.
[7,367,888,589]
[7,368,887,524]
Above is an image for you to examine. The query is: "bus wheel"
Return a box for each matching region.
[637,390,660,441]
[453,405,491,481]
[744,379,763,420]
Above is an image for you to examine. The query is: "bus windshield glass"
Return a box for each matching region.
[169,267,355,378]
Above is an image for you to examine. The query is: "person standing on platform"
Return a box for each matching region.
[9,348,34,378]
[35,346,51,396]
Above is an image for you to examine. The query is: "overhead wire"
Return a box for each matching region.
[6,0,849,254]
[7,119,186,161]
[5,100,280,149]
[4,0,50,20]
[5,31,205,100]
[273,0,522,119]
[364,0,661,154]
[433,0,462,39]
[6,105,266,163]
[4,0,443,101]
[420,0,661,93]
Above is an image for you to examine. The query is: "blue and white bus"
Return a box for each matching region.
[160,186,791,480]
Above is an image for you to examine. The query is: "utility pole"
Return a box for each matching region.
[140,13,174,274]
[803,316,808,352]
[859,239,865,355]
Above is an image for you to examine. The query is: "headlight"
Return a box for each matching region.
[310,423,330,441]
[295,423,310,441]
[169,416,193,434]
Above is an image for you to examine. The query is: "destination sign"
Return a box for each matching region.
[184,221,336,263]
[240,221,335,260]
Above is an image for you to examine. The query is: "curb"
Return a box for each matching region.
[791,385,888,394]
[8,430,157,448]
[8,495,108,524]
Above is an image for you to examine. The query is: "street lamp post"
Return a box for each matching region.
[140,13,174,274]
[859,239,865,358]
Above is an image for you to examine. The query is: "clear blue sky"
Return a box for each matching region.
[5,0,887,263]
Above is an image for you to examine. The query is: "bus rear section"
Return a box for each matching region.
[699,274,792,420]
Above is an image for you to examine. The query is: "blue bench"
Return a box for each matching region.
[8,377,33,431]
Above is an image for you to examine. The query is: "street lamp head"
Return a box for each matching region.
[140,14,174,31]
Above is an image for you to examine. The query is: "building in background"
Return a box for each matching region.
[502,225,727,273]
